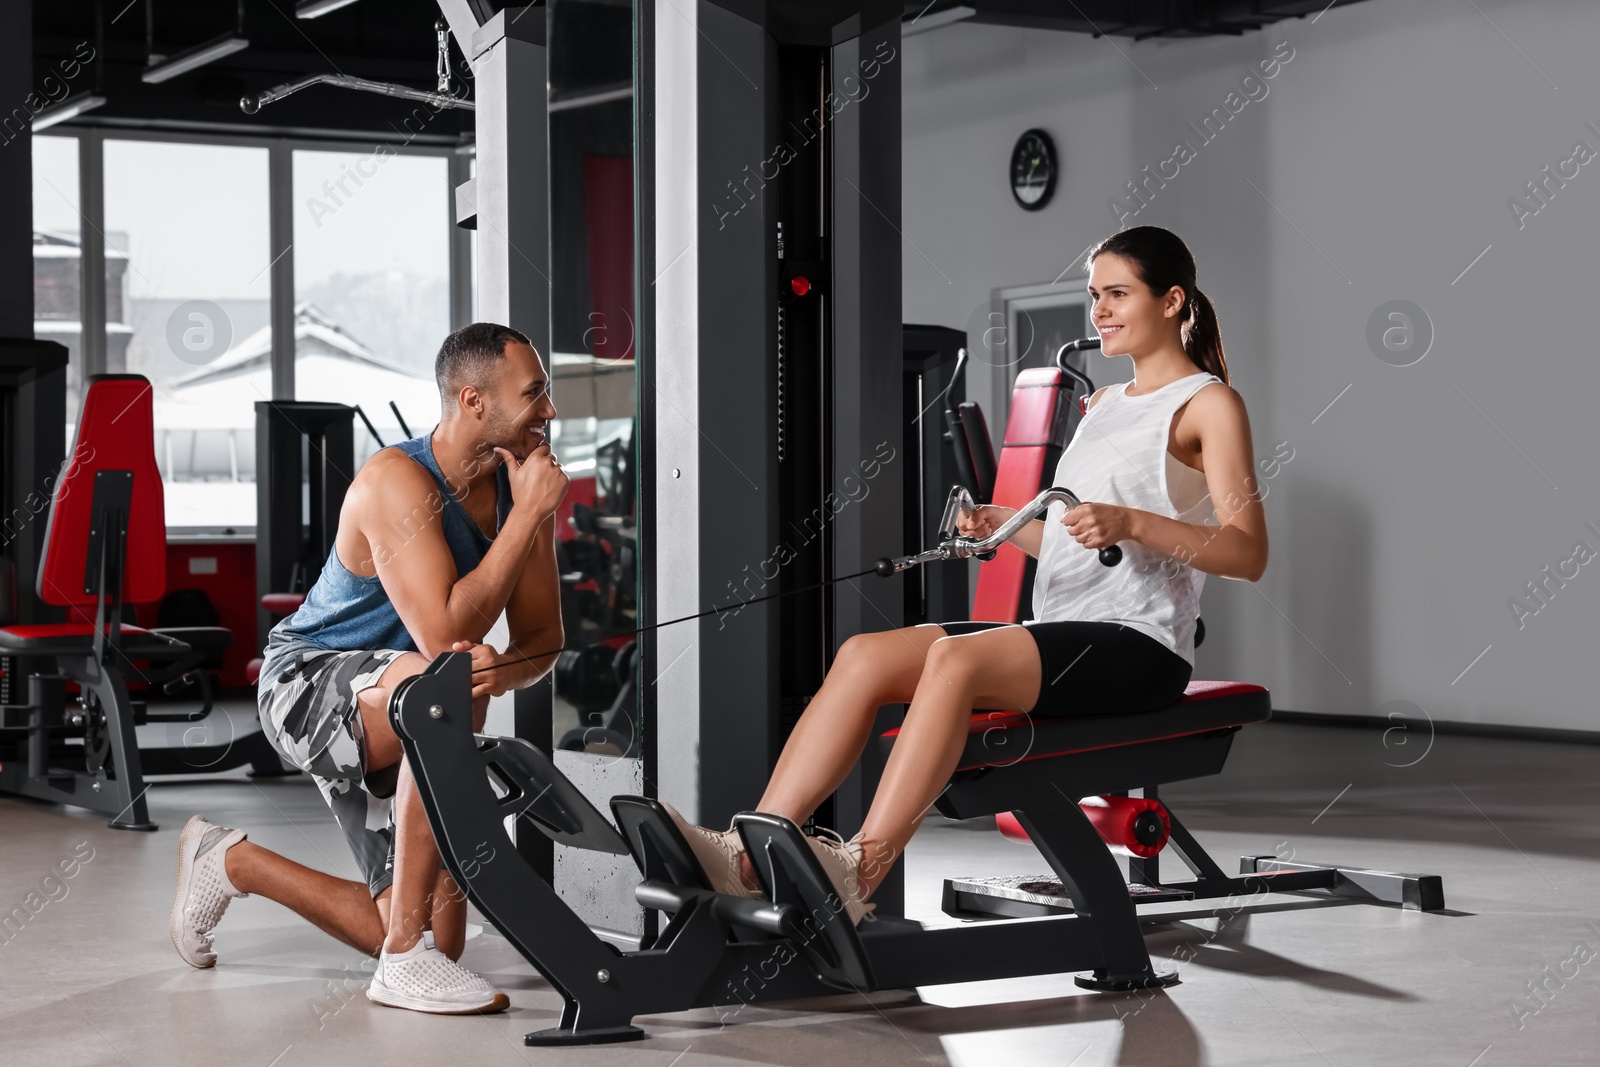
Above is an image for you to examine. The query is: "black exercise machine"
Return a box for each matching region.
[253,400,354,655]
[391,484,1445,1046]
[902,327,987,627]
[0,376,288,830]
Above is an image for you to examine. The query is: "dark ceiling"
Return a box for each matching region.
[32,0,1370,142]
[34,0,483,143]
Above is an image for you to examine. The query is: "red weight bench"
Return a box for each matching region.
[865,678,1443,995]
[901,362,1428,922]
[246,592,306,685]
[0,375,288,831]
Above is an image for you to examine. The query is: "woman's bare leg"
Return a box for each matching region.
[756,624,950,823]
[853,626,1043,898]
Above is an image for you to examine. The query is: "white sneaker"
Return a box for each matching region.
[658,801,762,899]
[169,814,249,968]
[805,828,882,928]
[366,941,510,1014]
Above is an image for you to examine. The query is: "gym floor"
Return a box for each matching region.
[1,707,1593,1067]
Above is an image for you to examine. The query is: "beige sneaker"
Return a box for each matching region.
[169,815,249,969]
[658,801,762,898]
[804,828,883,928]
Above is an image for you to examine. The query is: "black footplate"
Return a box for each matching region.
[734,812,876,992]
[610,796,712,889]
[611,797,820,945]
[943,875,1195,920]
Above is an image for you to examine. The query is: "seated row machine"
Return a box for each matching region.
[392,507,1445,1046]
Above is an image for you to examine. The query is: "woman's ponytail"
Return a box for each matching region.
[1183,287,1228,384]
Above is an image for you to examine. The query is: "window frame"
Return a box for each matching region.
[37,125,474,535]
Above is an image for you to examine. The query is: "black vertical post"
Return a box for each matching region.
[0,342,68,625]
[254,402,354,646]
[0,0,33,341]
[828,5,905,915]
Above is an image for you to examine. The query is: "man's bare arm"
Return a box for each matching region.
[359,453,548,658]
[497,507,565,686]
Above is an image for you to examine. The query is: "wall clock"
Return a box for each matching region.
[1011,129,1057,211]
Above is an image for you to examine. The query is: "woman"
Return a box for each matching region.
[664,225,1269,925]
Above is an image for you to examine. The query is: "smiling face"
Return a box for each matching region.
[478,341,557,462]
[1087,252,1188,358]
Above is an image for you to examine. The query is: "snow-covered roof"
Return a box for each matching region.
[154,303,440,431]
[33,320,134,334]
[33,228,130,259]
[172,302,423,388]
[157,349,441,430]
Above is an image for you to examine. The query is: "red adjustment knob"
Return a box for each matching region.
[996,796,1171,858]
[790,275,811,296]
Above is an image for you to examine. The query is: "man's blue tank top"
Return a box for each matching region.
[270,432,513,653]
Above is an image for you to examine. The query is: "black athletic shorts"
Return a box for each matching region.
[937,620,1192,716]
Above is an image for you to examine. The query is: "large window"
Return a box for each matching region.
[39,132,459,533]
[31,135,84,433]
[293,150,449,465]
[103,139,271,530]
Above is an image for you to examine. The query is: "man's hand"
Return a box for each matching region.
[1062,502,1138,550]
[494,443,570,522]
[451,640,520,702]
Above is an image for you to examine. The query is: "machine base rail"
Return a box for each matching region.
[943,875,1194,919]
[0,759,156,830]
[947,854,1446,922]
[1241,856,1445,912]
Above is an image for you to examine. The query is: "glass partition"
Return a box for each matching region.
[546,0,639,758]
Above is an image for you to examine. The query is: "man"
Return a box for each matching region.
[168,323,568,1015]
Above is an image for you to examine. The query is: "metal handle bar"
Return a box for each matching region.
[875,485,1123,577]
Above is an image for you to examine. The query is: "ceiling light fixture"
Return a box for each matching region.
[34,93,108,131]
[296,0,361,19]
[143,33,250,83]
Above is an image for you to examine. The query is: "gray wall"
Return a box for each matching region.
[901,0,1599,732]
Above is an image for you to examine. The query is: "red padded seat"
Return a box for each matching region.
[0,623,189,657]
[261,593,305,616]
[881,680,1271,773]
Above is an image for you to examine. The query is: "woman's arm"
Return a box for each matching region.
[1008,518,1046,559]
[1130,384,1268,581]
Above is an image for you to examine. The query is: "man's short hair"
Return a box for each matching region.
[435,322,531,400]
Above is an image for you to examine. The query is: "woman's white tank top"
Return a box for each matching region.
[1030,370,1223,668]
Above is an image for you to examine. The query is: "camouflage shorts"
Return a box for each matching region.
[257,632,410,898]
